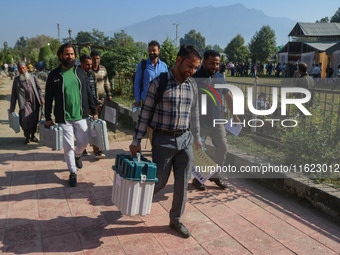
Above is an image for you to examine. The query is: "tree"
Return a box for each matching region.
[91,29,109,46]
[75,31,94,44]
[159,37,178,69]
[80,47,90,56]
[14,36,28,49]
[135,41,147,53]
[213,44,223,53]
[38,46,53,70]
[105,30,135,48]
[28,35,55,50]
[49,39,61,55]
[5,54,13,64]
[204,45,213,51]
[14,36,29,59]
[27,49,39,65]
[316,17,329,23]
[224,34,248,62]
[330,7,340,22]
[179,29,206,54]
[248,25,277,63]
[101,46,143,96]
[3,41,8,51]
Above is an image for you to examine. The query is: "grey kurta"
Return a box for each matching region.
[10,75,43,131]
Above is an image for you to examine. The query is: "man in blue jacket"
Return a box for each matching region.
[45,43,97,187]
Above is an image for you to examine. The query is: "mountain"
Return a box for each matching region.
[109,4,296,47]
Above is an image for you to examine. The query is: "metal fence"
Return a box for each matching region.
[224,78,340,141]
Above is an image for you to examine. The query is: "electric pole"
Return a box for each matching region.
[56,23,60,42]
[173,23,179,47]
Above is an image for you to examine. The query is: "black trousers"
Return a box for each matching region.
[23,127,37,138]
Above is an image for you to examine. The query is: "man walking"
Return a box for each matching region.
[134,40,168,107]
[134,40,168,143]
[130,45,202,238]
[45,43,97,187]
[297,63,315,90]
[86,50,112,158]
[10,62,44,144]
[191,50,240,191]
[80,54,106,159]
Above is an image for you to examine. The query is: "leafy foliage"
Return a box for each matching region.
[105,30,135,48]
[38,46,58,70]
[101,45,143,96]
[48,39,61,55]
[91,29,109,45]
[75,31,94,44]
[281,98,340,166]
[80,47,90,56]
[248,25,277,63]
[39,46,52,63]
[224,34,249,62]
[212,44,223,53]
[159,37,178,69]
[330,7,340,22]
[315,17,329,23]
[135,41,148,53]
[180,29,206,54]
[28,35,56,50]
[27,49,39,65]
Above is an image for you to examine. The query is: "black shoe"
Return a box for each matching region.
[82,149,88,156]
[24,137,30,144]
[210,178,228,189]
[30,136,39,142]
[75,156,83,169]
[68,172,77,187]
[192,178,207,191]
[169,222,191,238]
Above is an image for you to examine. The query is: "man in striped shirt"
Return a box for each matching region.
[130,45,202,238]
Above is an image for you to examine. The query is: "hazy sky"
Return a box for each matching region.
[0,0,338,47]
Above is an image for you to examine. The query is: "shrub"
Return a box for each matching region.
[281,98,340,167]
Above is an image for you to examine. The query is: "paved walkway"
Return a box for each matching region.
[0,75,340,254]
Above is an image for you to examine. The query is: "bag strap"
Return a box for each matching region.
[155,72,168,106]
[140,59,147,93]
[148,72,168,126]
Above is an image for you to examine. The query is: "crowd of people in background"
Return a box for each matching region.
[222,61,340,80]
[1,61,46,79]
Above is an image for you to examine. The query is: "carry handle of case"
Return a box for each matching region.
[136,152,141,162]
[132,152,141,162]
[40,105,45,122]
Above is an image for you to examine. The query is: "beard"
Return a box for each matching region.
[206,69,216,77]
[149,54,158,60]
[61,58,75,69]
[19,72,30,82]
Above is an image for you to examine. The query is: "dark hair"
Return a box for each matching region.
[148,40,160,49]
[177,45,202,61]
[90,50,100,57]
[203,50,220,60]
[57,43,77,59]
[299,63,308,73]
[80,54,91,63]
